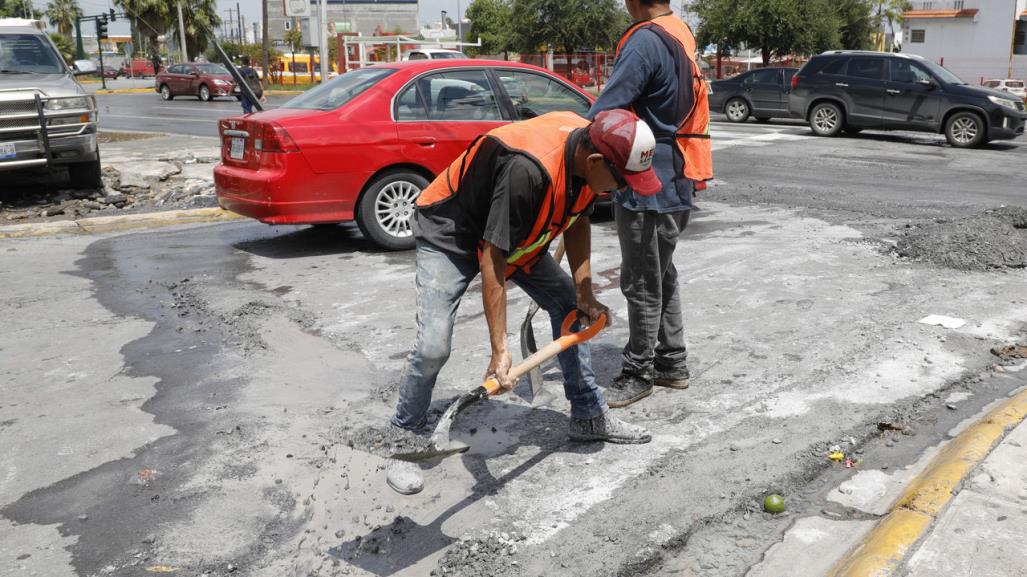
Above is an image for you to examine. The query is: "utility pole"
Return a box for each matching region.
[262,0,270,86]
[226,8,234,41]
[319,0,329,82]
[456,0,462,41]
[177,0,188,63]
[1008,0,1018,78]
[237,2,244,45]
[75,17,84,59]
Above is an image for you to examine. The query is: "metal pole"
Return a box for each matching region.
[319,0,329,82]
[262,0,270,86]
[177,1,189,63]
[457,0,462,41]
[1008,0,1018,78]
[237,2,243,45]
[75,17,85,60]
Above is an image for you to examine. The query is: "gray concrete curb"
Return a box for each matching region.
[0,208,243,239]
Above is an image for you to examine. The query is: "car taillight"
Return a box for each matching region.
[791,75,800,90]
[255,122,299,153]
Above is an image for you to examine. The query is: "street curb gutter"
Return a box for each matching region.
[826,387,1027,577]
[0,208,243,239]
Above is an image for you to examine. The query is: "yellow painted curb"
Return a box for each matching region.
[0,208,243,239]
[93,88,155,95]
[827,387,1027,577]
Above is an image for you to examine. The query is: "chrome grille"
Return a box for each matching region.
[0,100,38,116]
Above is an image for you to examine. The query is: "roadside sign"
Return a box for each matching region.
[284,0,310,18]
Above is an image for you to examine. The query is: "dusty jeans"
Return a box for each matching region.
[614,204,690,378]
[390,240,607,429]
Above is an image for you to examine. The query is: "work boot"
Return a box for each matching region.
[385,458,423,495]
[605,372,653,408]
[568,411,652,444]
[654,365,690,389]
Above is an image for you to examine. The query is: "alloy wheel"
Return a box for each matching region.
[200,86,210,101]
[160,85,170,100]
[726,100,748,122]
[813,107,838,133]
[951,117,978,145]
[374,180,421,239]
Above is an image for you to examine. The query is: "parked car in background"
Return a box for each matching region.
[789,51,1027,148]
[0,21,101,188]
[708,67,799,123]
[402,48,467,61]
[155,63,236,101]
[983,79,1026,101]
[215,60,596,250]
[122,58,156,77]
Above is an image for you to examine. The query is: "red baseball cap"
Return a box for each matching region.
[588,109,662,196]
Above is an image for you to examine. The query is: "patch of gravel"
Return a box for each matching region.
[334,424,435,458]
[893,207,1027,271]
[433,531,527,576]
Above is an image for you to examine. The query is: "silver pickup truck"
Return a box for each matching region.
[0,21,101,189]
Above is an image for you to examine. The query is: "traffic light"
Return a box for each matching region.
[96,16,108,40]
[109,9,116,22]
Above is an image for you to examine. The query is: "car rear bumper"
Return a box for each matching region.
[214,161,360,224]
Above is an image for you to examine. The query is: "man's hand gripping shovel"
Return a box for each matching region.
[389,308,607,463]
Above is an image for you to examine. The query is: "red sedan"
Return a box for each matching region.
[214,60,596,250]
[155,63,236,101]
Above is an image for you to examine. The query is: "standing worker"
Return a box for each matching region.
[385,110,662,495]
[237,55,266,114]
[589,0,713,408]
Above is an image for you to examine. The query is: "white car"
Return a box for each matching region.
[983,79,1026,100]
[402,48,467,61]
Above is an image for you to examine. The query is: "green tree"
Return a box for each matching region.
[114,0,219,62]
[284,21,303,53]
[836,0,875,50]
[695,0,839,65]
[45,0,81,37]
[465,0,513,57]
[510,0,626,55]
[874,0,910,51]
[49,32,74,62]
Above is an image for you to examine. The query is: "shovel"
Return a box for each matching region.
[519,239,566,401]
[391,310,607,463]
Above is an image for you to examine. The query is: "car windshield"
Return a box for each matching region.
[196,64,229,75]
[920,60,964,84]
[283,67,396,111]
[0,34,64,74]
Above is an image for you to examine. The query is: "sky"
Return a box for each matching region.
[31,0,461,38]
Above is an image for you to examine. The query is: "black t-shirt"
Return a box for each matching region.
[414,129,592,258]
[239,65,262,97]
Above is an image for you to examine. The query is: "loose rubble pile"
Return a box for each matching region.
[893,206,1027,271]
[433,531,527,576]
[0,143,220,223]
[336,424,436,458]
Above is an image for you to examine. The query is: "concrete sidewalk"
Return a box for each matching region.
[751,368,1027,577]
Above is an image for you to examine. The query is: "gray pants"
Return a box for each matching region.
[614,204,690,378]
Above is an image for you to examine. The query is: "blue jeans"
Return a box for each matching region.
[240,96,254,114]
[391,241,607,429]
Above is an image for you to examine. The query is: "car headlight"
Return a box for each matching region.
[45,96,93,111]
[215,79,231,86]
[988,95,1017,111]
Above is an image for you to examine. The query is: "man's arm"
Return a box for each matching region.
[587,36,650,119]
[479,241,513,389]
[562,216,609,325]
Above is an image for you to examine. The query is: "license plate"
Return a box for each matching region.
[0,143,15,160]
[230,137,245,160]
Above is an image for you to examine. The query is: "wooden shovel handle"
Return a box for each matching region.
[483,311,607,395]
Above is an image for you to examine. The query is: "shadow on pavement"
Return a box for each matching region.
[231,223,398,259]
[329,404,602,576]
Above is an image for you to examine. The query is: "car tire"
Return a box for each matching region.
[159,84,173,100]
[809,102,844,137]
[356,170,429,251]
[725,98,750,123]
[68,156,103,190]
[199,84,212,102]
[945,111,985,148]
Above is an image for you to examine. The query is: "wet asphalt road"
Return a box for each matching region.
[3,113,1027,577]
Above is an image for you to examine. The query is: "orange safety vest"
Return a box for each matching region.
[616,13,713,187]
[416,111,597,278]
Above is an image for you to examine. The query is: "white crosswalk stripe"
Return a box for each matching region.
[709,123,813,151]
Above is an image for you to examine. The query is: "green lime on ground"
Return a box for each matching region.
[763,494,786,514]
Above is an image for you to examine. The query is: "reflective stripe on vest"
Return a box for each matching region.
[414,111,596,277]
[616,14,713,183]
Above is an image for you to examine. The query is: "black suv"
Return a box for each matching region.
[789,51,1027,148]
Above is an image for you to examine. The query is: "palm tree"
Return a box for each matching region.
[875,0,911,51]
[46,0,81,37]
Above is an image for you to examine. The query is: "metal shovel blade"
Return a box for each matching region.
[520,301,545,403]
[388,388,485,463]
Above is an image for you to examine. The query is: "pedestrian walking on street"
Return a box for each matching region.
[385,109,662,495]
[588,0,713,408]
[237,55,266,114]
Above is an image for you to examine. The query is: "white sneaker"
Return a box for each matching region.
[385,458,424,495]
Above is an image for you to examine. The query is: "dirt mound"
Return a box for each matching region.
[434,531,525,576]
[894,207,1027,271]
[338,425,436,458]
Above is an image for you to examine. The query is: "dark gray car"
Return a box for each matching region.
[789,50,1027,148]
[0,22,101,187]
[708,67,799,123]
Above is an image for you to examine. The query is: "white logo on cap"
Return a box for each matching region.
[626,119,657,172]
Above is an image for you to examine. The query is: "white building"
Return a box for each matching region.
[901,0,1027,82]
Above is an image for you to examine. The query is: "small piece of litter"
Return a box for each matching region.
[918,315,966,329]
[946,404,957,410]
[829,451,845,462]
